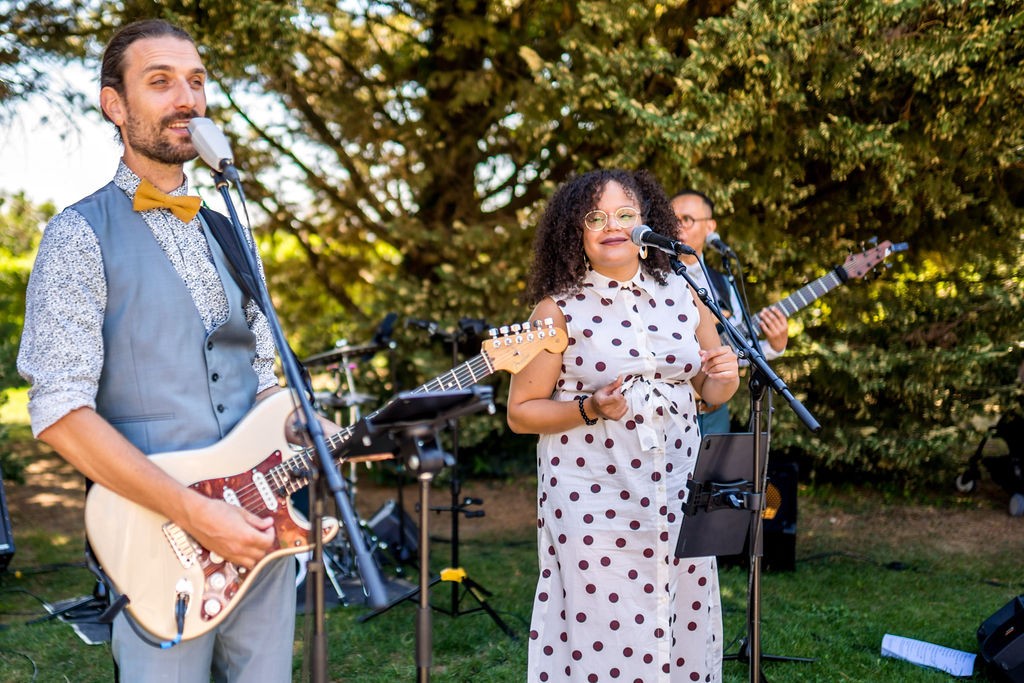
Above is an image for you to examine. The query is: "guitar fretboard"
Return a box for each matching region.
[268,350,496,497]
[749,269,844,333]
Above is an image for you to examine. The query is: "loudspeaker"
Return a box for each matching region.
[0,465,15,572]
[367,499,418,566]
[979,595,1024,682]
[718,459,798,573]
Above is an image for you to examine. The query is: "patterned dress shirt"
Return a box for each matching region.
[17,161,278,437]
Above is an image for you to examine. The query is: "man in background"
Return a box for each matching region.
[671,189,789,434]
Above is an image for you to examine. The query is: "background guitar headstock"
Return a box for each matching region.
[839,239,909,280]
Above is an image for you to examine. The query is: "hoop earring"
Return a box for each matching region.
[639,245,648,260]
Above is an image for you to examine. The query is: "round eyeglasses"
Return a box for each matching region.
[677,215,713,229]
[584,206,640,232]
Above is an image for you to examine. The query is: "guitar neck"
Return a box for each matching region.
[751,268,845,331]
[278,352,494,496]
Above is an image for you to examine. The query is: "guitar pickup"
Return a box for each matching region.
[162,522,198,569]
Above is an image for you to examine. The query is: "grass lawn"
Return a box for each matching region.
[1,387,1019,681]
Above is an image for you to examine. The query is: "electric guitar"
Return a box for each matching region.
[84,319,565,642]
[742,239,908,337]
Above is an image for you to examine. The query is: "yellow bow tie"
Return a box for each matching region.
[132,178,202,223]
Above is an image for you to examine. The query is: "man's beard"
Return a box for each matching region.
[124,109,200,166]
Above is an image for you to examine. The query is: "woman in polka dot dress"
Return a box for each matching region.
[508,169,740,683]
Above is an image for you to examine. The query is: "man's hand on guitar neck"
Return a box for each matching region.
[757,305,789,354]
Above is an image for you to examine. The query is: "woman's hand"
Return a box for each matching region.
[696,346,740,405]
[590,375,628,421]
[699,346,739,380]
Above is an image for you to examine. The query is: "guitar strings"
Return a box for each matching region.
[223,352,497,515]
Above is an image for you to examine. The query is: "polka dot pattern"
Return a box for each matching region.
[529,268,722,682]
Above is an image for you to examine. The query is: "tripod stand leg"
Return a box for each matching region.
[455,574,517,640]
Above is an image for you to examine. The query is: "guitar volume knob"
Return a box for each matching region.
[204,598,222,617]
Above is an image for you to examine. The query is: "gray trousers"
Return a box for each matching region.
[112,557,296,682]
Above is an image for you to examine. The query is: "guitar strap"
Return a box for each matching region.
[705,266,734,316]
[199,207,314,403]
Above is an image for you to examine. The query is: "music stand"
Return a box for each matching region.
[677,432,816,682]
[676,432,768,559]
[654,248,819,683]
[361,386,495,683]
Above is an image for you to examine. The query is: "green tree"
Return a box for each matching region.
[641,1,1024,484]
[0,192,51,479]
[0,1,93,122]
[5,0,1022,485]
[0,192,48,390]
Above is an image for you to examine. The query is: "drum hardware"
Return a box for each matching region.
[297,315,405,608]
[364,318,516,641]
[313,390,377,412]
[302,342,380,367]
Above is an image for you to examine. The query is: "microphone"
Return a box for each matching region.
[405,317,438,335]
[187,117,239,181]
[630,225,697,256]
[705,232,737,258]
[372,312,398,347]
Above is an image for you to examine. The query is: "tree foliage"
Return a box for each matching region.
[0,193,49,391]
[5,0,1023,486]
[0,1,95,122]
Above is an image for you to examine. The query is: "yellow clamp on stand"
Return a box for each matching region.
[440,567,467,583]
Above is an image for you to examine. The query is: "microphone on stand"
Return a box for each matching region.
[630,225,697,256]
[372,312,399,347]
[187,117,240,183]
[705,232,737,259]
[405,317,439,336]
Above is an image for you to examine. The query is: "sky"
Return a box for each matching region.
[1,100,121,210]
[1,64,122,210]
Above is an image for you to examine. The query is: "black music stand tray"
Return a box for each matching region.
[677,433,766,559]
[676,432,814,682]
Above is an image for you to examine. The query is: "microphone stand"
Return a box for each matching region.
[665,250,820,683]
[208,169,387,683]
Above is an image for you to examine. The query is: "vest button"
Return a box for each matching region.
[217,404,225,413]
[211,373,220,382]
[207,341,214,350]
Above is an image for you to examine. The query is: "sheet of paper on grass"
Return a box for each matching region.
[881,633,976,677]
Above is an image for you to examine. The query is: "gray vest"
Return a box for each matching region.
[73,182,257,454]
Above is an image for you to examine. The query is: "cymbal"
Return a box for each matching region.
[302,342,380,366]
[314,391,377,409]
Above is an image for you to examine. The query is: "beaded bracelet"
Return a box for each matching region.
[577,395,598,426]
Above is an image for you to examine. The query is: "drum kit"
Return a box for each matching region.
[294,316,517,683]
[295,337,406,609]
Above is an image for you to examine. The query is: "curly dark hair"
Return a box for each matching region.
[526,168,678,303]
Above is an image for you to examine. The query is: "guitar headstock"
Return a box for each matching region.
[839,239,909,280]
[483,318,567,375]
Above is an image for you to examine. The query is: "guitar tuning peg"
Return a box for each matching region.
[867,236,879,247]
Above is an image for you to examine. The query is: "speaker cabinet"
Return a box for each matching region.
[979,595,1024,682]
[0,465,15,572]
[718,459,798,572]
[367,499,419,566]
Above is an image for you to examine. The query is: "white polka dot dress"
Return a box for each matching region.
[528,267,723,683]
